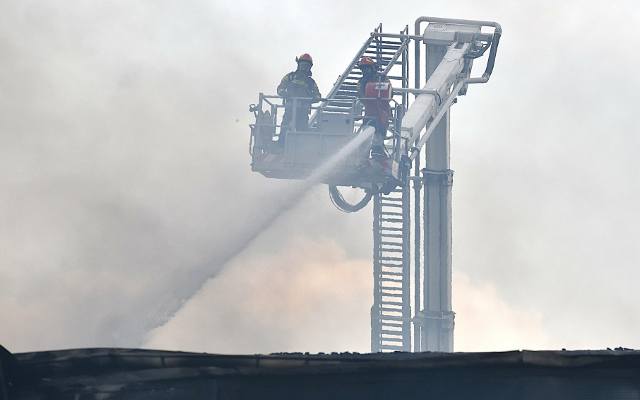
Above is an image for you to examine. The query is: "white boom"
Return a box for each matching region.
[249,16,501,353]
[401,42,470,146]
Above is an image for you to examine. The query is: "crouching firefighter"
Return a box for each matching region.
[276,53,321,146]
[358,56,392,158]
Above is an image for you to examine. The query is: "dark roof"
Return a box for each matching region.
[3,346,640,399]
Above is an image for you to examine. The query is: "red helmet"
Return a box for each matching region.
[359,56,376,66]
[296,53,313,65]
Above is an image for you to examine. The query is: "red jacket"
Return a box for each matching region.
[359,74,392,126]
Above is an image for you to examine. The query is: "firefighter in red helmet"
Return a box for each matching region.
[358,56,392,157]
[276,53,321,146]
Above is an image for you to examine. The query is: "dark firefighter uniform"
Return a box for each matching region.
[277,53,321,145]
[358,56,392,157]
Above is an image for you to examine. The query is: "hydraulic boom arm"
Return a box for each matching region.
[400,18,501,161]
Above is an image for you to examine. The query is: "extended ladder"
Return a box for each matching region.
[318,26,413,352]
[314,25,409,117]
[371,186,411,351]
[251,17,502,353]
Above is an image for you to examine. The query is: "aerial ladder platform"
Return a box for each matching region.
[249,16,501,352]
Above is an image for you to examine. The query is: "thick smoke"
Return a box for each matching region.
[0,0,372,350]
[2,0,640,353]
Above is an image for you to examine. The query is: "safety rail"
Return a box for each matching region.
[250,93,405,160]
[308,24,382,126]
[248,17,501,354]
[414,16,501,87]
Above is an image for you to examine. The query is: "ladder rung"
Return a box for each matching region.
[380,282,403,288]
[379,272,403,278]
[367,43,403,49]
[380,242,403,247]
[364,53,400,60]
[380,286,403,292]
[379,262,403,268]
[380,256,403,262]
[379,312,402,318]
[380,306,403,313]
[380,203,402,208]
[366,49,401,55]
[378,233,403,239]
[380,313,405,320]
[381,293,401,298]
[380,335,404,342]
[380,258,403,264]
[365,46,400,52]
[381,218,403,223]
[380,329,404,336]
[379,227,402,232]
[380,324,404,330]
[377,315,404,322]
[363,48,399,54]
[379,278,403,284]
[381,211,403,217]
[380,264,403,270]
[380,295,401,305]
[380,338,404,345]
[380,320,404,327]
[372,38,406,44]
[379,345,405,351]
[381,300,404,306]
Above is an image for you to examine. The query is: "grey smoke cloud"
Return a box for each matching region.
[1,0,640,353]
[0,0,371,350]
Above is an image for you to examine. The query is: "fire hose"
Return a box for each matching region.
[328,185,372,213]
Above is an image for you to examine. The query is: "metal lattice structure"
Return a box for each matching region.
[250,16,501,353]
[316,24,414,352]
[371,187,411,351]
[318,18,500,353]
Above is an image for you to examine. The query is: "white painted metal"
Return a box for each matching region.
[249,16,501,354]
[423,22,485,46]
[400,43,469,144]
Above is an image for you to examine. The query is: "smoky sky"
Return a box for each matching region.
[2,0,640,353]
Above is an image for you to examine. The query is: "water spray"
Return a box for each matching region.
[142,127,375,342]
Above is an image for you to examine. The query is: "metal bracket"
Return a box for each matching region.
[413,310,455,324]
[422,169,454,186]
